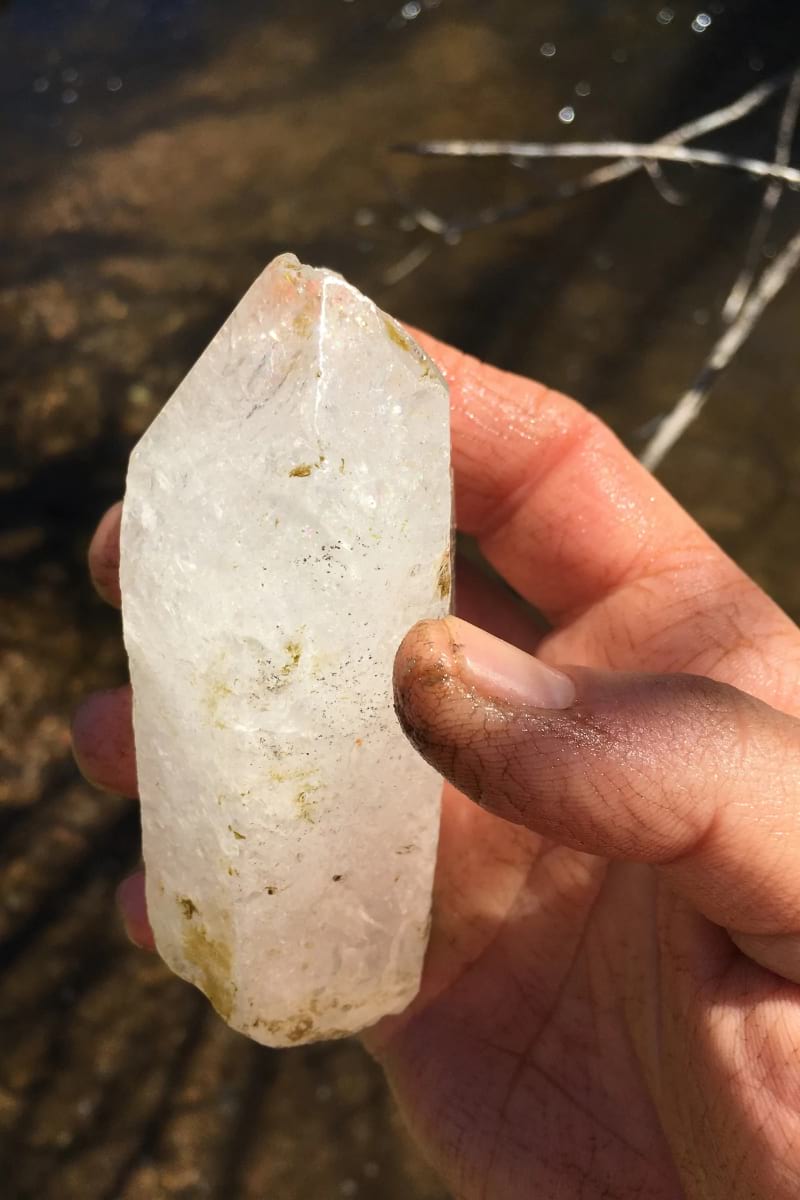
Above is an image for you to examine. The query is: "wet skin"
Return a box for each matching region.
[74,332,800,1200]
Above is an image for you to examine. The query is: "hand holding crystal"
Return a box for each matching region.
[73,332,800,1199]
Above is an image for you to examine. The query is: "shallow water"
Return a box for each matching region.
[1,1,799,1196]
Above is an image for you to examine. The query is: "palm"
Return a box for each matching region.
[75,331,800,1200]
[374,593,800,1200]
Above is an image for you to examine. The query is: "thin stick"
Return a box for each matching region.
[382,241,435,286]
[395,73,790,237]
[552,71,789,195]
[641,224,800,470]
[644,161,687,206]
[722,68,800,322]
[394,139,800,186]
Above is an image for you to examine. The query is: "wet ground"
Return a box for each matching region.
[1,1,800,1196]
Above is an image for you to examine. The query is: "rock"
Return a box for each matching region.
[120,254,451,1045]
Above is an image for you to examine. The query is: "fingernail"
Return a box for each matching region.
[446,616,576,709]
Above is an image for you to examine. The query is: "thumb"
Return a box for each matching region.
[394,617,800,971]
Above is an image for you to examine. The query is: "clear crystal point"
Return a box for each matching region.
[120,254,451,1045]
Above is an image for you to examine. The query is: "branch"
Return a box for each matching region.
[643,162,687,206]
[388,71,800,470]
[392,73,790,236]
[556,71,790,195]
[382,240,435,286]
[394,139,800,186]
[641,224,800,471]
[722,67,800,322]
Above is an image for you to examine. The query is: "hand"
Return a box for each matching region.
[73,333,800,1200]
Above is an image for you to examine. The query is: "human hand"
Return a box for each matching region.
[73,333,800,1200]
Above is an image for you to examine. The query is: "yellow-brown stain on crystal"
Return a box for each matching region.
[248,987,374,1044]
[436,548,452,600]
[205,679,232,727]
[383,317,411,353]
[201,651,234,729]
[182,919,235,1021]
[281,640,302,675]
[289,453,325,478]
[252,1013,317,1043]
[293,789,316,823]
[292,308,313,338]
[286,1014,315,1042]
[265,762,320,822]
[268,765,316,785]
[256,638,304,693]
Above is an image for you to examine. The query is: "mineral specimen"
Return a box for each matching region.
[120,254,451,1046]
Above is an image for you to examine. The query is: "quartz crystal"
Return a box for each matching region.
[120,254,451,1046]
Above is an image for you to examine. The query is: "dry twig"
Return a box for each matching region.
[381,241,435,286]
[642,70,800,468]
[722,68,800,322]
[393,70,800,471]
[396,138,800,186]
[641,225,800,470]
[392,72,790,237]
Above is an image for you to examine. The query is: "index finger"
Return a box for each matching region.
[88,501,122,608]
[411,328,717,623]
[412,330,800,709]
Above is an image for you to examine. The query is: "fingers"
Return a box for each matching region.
[72,683,148,946]
[412,330,709,621]
[394,618,800,956]
[412,331,799,706]
[89,501,122,608]
[454,555,542,654]
[86,508,148,949]
[72,685,138,797]
[117,871,155,950]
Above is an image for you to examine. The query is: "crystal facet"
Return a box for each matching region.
[120,254,451,1045]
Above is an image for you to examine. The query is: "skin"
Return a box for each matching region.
[72,332,800,1200]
